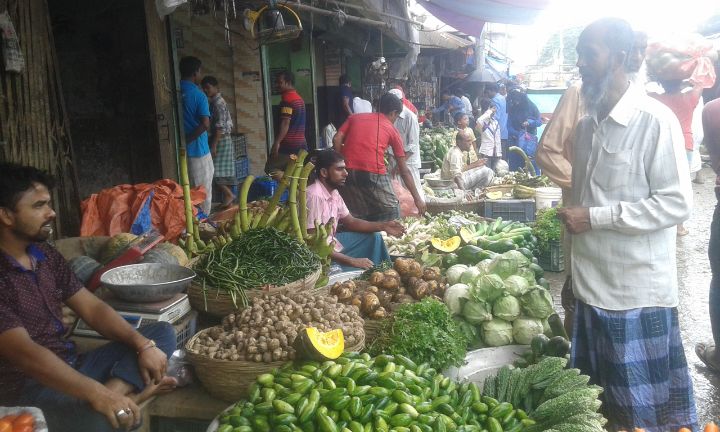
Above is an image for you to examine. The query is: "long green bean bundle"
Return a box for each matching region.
[195,228,321,307]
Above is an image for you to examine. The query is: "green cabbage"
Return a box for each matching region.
[462,300,493,324]
[489,254,519,279]
[444,283,470,315]
[460,267,483,285]
[503,250,530,267]
[446,264,469,285]
[481,318,514,347]
[475,259,493,274]
[492,294,521,322]
[512,317,545,345]
[520,287,555,319]
[504,275,530,297]
[516,267,537,287]
[470,274,505,303]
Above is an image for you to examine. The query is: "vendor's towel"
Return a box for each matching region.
[339,169,399,222]
[571,301,698,432]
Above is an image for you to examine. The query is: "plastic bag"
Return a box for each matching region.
[646,34,717,88]
[392,179,419,217]
[167,349,193,387]
[0,11,24,73]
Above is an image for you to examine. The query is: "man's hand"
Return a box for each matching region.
[468,159,486,169]
[137,345,168,386]
[558,207,591,234]
[350,257,374,269]
[270,143,280,158]
[414,198,427,216]
[383,220,406,237]
[90,387,140,430]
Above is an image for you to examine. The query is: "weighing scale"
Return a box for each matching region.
[72,293,191,338]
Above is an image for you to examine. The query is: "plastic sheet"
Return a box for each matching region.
[80,179,205,242]
[646,34,717,88]
[392,178,419,217]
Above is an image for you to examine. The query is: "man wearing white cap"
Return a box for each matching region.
[388,88,424,202]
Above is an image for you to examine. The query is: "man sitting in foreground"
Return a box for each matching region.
[441,130,495,190]
[0,163,178,432]
[306,150,405,271]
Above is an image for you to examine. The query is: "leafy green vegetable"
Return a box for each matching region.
[489,253,520,279]
[370,298,467,371]
[512,317,545,345]
[444,283,470,315]
[358,260,392,280]
[504,275,531,297]
[454,316,483,349]
[446,264,469,285]
[460,267,483,284]
[533,208,562,257]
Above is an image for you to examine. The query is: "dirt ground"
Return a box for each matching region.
[543,167,720,426]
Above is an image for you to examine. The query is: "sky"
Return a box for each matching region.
[411,0,719,70]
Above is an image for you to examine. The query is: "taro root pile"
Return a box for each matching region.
[188,293,364,363]
[329,258,447,320]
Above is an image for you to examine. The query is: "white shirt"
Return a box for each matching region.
[475,109,502,157]
[461,95,473,114]
[393,107,421,168]
[353,97,373,114]
[570,84,692,311]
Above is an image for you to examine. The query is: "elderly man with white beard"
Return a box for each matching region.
[557,17,697,431]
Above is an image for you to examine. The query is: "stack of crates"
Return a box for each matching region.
[233,134,249,181]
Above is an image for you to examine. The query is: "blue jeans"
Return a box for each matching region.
[709,200,720,346]
[18,322,176,432]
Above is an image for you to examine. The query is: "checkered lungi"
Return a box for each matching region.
[571,301,698,432]
[213,135,236,185]
[339,169,399,222]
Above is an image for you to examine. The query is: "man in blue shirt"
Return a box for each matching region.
[485,83,508,160]
[179,56,212,214]
[432,90,465,124]
[338,74,353,127]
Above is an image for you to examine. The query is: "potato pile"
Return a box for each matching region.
[188,293,364,363]
[330,258,447,320]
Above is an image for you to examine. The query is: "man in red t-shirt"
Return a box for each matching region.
[333,93,426,221]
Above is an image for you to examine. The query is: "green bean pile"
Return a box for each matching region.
[195,228,321,307]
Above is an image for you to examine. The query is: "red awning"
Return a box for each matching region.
[420,0,551,37]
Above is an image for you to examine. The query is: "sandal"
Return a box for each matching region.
[677,226,689,237]
[695,342,720,372]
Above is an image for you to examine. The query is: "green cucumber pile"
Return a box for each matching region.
[215,352,535,432]
[483,357,607,432]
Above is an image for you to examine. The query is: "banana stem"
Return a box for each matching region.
[259,156,297,227]
[179,148,195,251]
[298,161,315,240]
[287,151,308,242]
[239,175,255,232]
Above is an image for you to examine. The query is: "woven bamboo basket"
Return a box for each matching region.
[187,266,322,319]
[362,318,385,346]
[186,327,365,401]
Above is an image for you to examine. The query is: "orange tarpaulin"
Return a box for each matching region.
[80,179,206,242]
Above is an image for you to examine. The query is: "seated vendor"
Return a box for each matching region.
[442,130,495,190]
[0,163,178,432]
[306,150,405,271]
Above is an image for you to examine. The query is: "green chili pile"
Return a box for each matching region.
[194,228,321,307]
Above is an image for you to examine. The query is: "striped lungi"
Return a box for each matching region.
[338,169,399,222]
[571,301,698,432]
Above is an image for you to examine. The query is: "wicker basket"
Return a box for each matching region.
[363,319,385,346]
[187,266,322,319]
[186,327,365,401]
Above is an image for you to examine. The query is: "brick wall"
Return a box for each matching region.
[172,8,268,175]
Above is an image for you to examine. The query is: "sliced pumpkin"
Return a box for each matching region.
[293,327,345,361]
[459,227,478,245]
[430,236,461,253]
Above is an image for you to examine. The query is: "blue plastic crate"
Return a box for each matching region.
[235,157,249,180]
[248,178,289,203]
[232,134,247,159]
[482,199,536,222]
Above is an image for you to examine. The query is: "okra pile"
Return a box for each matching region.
[215,352,535,432]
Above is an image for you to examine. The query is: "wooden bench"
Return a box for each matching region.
[137,384,228,432]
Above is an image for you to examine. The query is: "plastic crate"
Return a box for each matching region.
[538,239,564,272]
[482,199,536,222]
[248,177,289,203]
[175,311,197,350]
[231,134,247,159]
[235,157,249,180]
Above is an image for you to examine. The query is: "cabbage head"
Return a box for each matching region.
[444,283,470,315]
[492,294,521,322]
[516,267,537,287]
[481,318,514,347]
[453,316,481,349]
[462,300,493,324]
[460,267,483,285]
[488,254,519,279]
[504,275,530,297]
[475,259,493,274]
[512,317,545,345]
[446,264,469,285]
[503,250,530,267]
[520,287,555,319]
[470,274,505,303]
